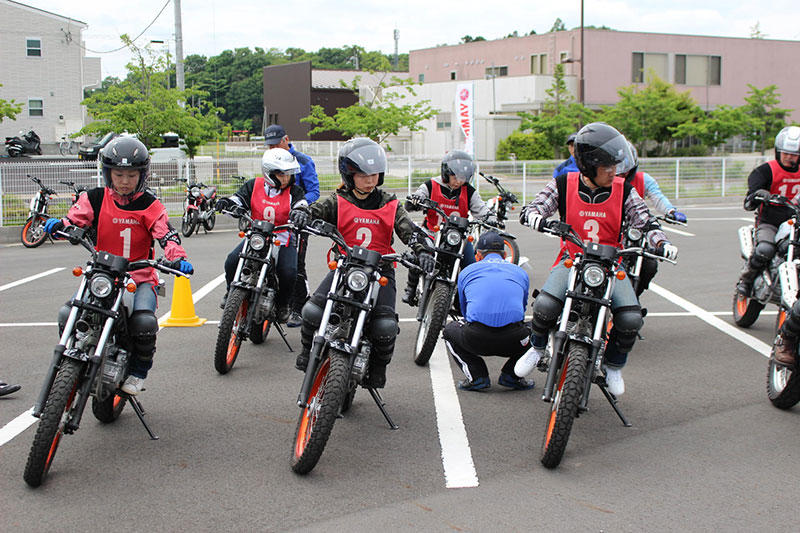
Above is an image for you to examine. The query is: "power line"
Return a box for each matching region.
[77,0,171,54]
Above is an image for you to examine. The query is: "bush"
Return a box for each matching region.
[673,144,711,157]
[497,131,552,160]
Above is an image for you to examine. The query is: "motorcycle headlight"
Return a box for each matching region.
[445,229,462,246]
[626,227,642,242]
[190,186,201,197]
[582,265,606,288]
[90,274,114,298]
[346,269,370,292]
[249,233,266,251]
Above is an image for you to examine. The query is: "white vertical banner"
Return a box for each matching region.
[456,82,474,156]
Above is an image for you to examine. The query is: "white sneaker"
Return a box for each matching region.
[603,366,625,396]
[514,346,544,377]
[121,375,145,396]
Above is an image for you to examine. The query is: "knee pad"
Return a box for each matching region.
[751,241,776,268]
[609,306,643,353]
[783,300,800,339]
[301,294,325,328]
[370,305,399,355]
[128,310,158,360]
[531,291,562,336]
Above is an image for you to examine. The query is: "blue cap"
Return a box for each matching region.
[264,125,287,145]
[476,231,505,253]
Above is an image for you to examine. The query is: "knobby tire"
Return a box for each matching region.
[413,281,451,366]
[21,215,48,248]
[91,393,126,423]
[732,291,764,328]
[214,288,248,374]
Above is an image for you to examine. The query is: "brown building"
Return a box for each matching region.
[262,61,385,141]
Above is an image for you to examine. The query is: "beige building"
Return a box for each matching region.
[0,0,101,144]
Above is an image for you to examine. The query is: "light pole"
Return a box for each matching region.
[149,39,171,89]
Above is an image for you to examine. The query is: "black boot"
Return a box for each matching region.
[295,347,310,371]
[402,279,419,307]
[364,361,387,388]
[736,264,759,295]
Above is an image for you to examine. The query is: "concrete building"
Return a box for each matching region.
[0,0,101,144]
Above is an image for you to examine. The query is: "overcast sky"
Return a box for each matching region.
[23,0,800,80]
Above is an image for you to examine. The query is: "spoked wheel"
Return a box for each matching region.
[502,236,520,264]
[767,344,800,409]
[214,288,249,374]
[413,281,451,366]
[203,211,216,231]
[540,342,588,469]
[21,215,48,248]
[24,359,82,487]
[291,350,349,475]
[732,291,764,328]
[250,318,271,345]
[181,211,197,237]
[91,393,126,423]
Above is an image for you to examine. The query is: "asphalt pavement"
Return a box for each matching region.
[1,203,798,531]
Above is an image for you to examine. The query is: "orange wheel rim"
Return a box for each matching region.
[294,358,330,458]
[112,394,123,409]
[261,320,270,336]
[46,381,77,472]
[503,239,514,260]
[22,219,34,244]
[226,301,248,366]
[779,310,787,329]
[736,295,748,316]
[544,357,569,447]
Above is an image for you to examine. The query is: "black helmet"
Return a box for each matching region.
[574,122,632,180]
[618,141,639,182]
[100,136,150,196]
[775,126,800,172]
[440,150,476,185]
[337,138,386,190]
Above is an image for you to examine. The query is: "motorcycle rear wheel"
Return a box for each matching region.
[214,288,248,374]
[181,211,197,237]
[291,350,349,474]
[767,345,800,409]
[91,393,126,423]
[413,281,451,366]
[732,291,764,328]
[501,236,520,265]
[21,215,48,248]
[250,318,271,345]
[775,306,787,336]
[24,358,82,487]
[202,211,216,231]
[540,342,588,469]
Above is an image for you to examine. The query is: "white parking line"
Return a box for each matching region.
[0,268,64,292]
[429,339,479,488]
[662,226,695,237]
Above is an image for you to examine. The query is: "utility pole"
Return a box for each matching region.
[579,0,584,105]
[393,29,399,70]
[174,0,185,92]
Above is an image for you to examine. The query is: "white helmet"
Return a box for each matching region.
[262,148,300,187]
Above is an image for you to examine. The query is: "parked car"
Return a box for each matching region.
[77,132,116,160]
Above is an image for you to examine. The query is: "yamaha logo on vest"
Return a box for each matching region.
[579,210,607,218]
[353,217,379,225]
[112,217,140,225]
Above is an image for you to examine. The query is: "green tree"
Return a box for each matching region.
[301,74,438,144]
[600,71,700,156]
[496,130,551,160]
[740,84,791,154]
[80,34,224,156]
[0,84,23,123]
[550,18,566,32]
[460,35,486,43]
[671,104,747,149]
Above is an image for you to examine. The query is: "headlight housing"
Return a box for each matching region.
[249,233,266,251]
[346,269,370,292]
[626,227,642,242]
[190,186,201,197]
[89,274,114,298]
[582,265,606,288]
[445,229,462,246]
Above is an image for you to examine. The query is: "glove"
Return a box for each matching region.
[752,189,770,205]
[43,218,64,235]
[483,214,499,226]
[405,194,423,211]
[289,209,310,229]
[667,209,687,223]
[215,197,236,213]
[166,258,194,274]
[659,242,678,261]
[522,211,545,231]
[417,252,436,274]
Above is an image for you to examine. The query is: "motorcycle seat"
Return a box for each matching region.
[202,186,217,197]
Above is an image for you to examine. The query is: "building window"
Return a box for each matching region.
[450,71,457,81]
[632,52,667,83]
[559,51,568,64]
[436,113,452,130]
[26,38,41,57]
[418,73,425,83]
[674,54,722,86]
[485,65,508,78]
[28,99,43,117]
[530,54,548,75]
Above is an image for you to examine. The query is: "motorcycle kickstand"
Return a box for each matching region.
[597,383,632,427]
[366,387,399,430]
[274,322,293,352]
[126,395,160,440]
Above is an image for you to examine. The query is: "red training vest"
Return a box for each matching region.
[250,177,292,245]
[768,159,800,198]
[425,180,468,229]
[336,195,397,255]
[559,172,625,261]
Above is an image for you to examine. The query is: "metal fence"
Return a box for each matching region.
[0,154,767,226]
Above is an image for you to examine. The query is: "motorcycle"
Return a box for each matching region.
[177,177,217,237]
[213,209,294,374]
[59,180,96,245]
[20,175,57,248]
[291,218,422,475]
[406,195,516,366]
[5,129,42,157]
[620,213,687,296]
[23,226,188,487]
[468,172,521,264]
[733,195,800,329]
[534,220,675,468]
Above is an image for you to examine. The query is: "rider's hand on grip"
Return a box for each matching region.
[289,209,310,230]
[417,252,436,274]
[215,197,236,213]
[483,213,499,226]
[659,242,678,261]
[666,209,687,223]
[752,189,770,205]
[522,211,546,231]
[164,258,194,275]
[43,217,64,236]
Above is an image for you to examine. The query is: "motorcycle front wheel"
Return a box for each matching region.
[21,215,48,248]
[291,350,349,475]
[502,236,520,264]
[767,344,800,409]
[214,288,249,374]
[181,210,197,237]
[91,393,126,423]
[413,281,451,366]
[540,342,588,469]
[732,291,764,328]
[24,358,82,487]
[202,210,216,231]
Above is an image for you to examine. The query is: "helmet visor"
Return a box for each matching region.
[446,158,476,182]
[346,143,387,175]
[580,135,633,175]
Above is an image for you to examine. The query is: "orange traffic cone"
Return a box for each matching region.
[161,276,207,327]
